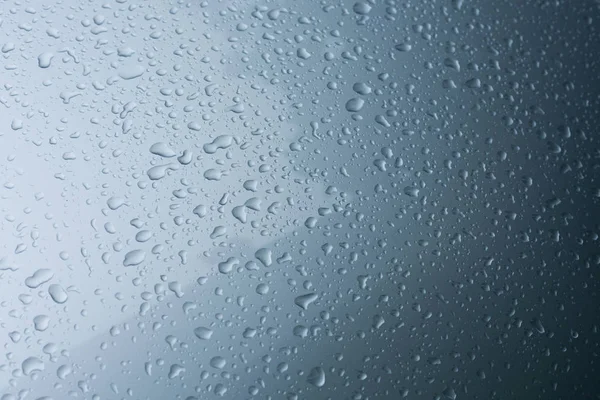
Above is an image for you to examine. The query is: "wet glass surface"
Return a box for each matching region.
[0,0,599,399]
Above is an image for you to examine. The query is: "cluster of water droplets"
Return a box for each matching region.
[0,0,598,399]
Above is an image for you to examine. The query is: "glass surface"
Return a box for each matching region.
[0,0,599,399]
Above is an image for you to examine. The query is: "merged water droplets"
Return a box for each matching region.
[307,366,326,388]
[123,249,146,267]
[48,284,68,304]
[25,269,54,289]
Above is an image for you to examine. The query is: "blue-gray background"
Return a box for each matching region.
[0,0,598,399]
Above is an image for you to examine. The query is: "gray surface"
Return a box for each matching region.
[0,0,599,399]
